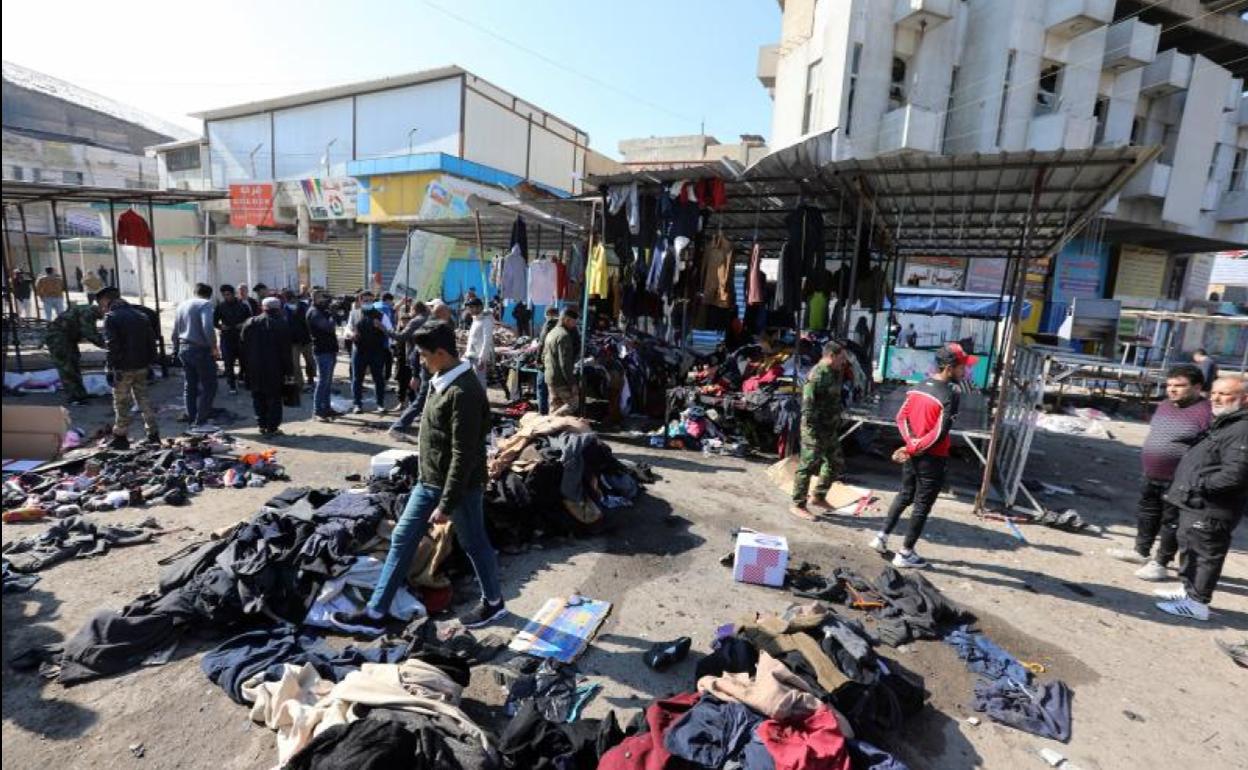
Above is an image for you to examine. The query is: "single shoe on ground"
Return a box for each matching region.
[1106,548,1147,565]
[1215,638,1248,668]
[459,599,507,629]
[807,496,833,511]
[644,637,692,670]
[1156,597,1210,621]
[1134,561,1169,581]
[892,550,928,569]
[868,534,888,554]
[329,608,387,636]
[1153,585,1187,600]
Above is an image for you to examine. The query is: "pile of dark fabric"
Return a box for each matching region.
[2,515,158,574]
[485,414,654,547]
[1,434,288,520]
[13,487,386,685]
[581,329,689,420]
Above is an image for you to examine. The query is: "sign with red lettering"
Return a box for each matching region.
[229,183,276,227]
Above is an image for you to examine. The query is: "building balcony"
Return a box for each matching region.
[1217,190,1248,223]
[894,0,953,31]
[1026,113,1095,151]
[1045,0,1113,39]
[1102,19,1158,73]
[1121,159,1171,200]
[757,44,778,90]
[878,105,942,156]
[1140,49,1193,97]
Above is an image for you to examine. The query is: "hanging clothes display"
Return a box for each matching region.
[647,240,677,298]
[116,209,154,248]
[500,245,528,302]
[587,242,610,298]
[696,179,727,211]
[772,205,824,321]
[747,243,767,306]
[701,233,735,309]
[555,259,568,300]
[606,183,640,235]
[528,259,559,307]
[510,217,528,259]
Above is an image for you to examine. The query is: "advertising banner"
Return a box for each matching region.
[229,183,275,228]
[300,177,359,220]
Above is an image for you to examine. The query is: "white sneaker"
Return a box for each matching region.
[1156,597,1210,622]
[868,534,888,554]
[1153,585,1187,600]
[1134,561,1168,582]
[1106,548,1147,565]
[892,550,928,569]
[188,423,221,435]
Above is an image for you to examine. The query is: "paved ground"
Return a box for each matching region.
[3,365,1246,770]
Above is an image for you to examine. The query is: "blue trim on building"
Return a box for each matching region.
[346,152,570,198]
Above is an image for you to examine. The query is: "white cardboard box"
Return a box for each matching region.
[369,449,418,478]
[733,531,789,587]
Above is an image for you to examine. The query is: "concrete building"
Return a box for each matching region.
[153,66,590,298]
[2,60,201,299]
[758,0,1248,357]
[618,134,769,169]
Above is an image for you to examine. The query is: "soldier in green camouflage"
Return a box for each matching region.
[44,301,105,405]
[790,340,848,521]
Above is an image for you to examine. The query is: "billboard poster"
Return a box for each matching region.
[229,183,275,228]
[300,177,359,220]
[964,258,1008,293]
[1114,244,1168,299]
[901,256,966,290]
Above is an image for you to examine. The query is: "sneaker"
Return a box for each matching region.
[868,534,888,554]
[1156,597,1210,621]
[1134,561,1169,582]
[315,414,334,423]
[1106,548,1147,565]
[1215,638,1248,669]
[374,405,388,414]
[459,599,507,629]
[188,423,221,435]
[351,405,364,415]
[892,550,929,569]
[107,434,131,450]
[1153,585,1187,600]
[329,608,387,636]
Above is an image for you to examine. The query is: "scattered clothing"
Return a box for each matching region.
[972,678,1072,742]
[2,516,153,573]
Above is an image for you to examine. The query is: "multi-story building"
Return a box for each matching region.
[153,66,590,298]
[758,0,1248,354]
[618,134,769,169]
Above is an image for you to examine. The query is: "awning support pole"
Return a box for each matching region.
[49,201,70,307]
[18,205,41,319]
[108,200,121,295]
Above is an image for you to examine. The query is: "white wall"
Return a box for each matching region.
[273,97,353,180]
[354,78,461,159]
[1162,56,1232,227]
[208,113,271,186]
[462,90,528,178]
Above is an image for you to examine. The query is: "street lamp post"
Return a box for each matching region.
[407,128,420,156]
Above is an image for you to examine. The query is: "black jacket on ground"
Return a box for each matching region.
[103,301,156,371]
[284,301,312,345]
[1164,408,1248,523]
[240,313,293,395]
[306,305,339,355]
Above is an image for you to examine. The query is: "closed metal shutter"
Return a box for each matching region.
[378,231,409,291]
[326,236,365,295]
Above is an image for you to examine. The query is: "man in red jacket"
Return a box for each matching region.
[869,342,975,568]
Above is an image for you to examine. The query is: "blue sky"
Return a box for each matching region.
[1,0,779,158]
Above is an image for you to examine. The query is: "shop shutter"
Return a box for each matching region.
[326,235,366,295]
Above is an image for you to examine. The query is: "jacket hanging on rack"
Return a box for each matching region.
[587,243,610,298]
[701,233,735,308]
[772,205,823,319]
[116,209,154,248]
[747,243,766,305]
[510,217,528,259]
[499,245,528,302]
[528,258,559,306]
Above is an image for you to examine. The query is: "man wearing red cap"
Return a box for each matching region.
[870,342,976,568]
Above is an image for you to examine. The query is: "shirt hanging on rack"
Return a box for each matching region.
[568,243,586,285]
[607,182,640,235]
[499,245,528,301]
[528,259,559,306]
[701,233,734,309]
[587,242,610,298]
[116,209,154,248]
[555,259,568,299]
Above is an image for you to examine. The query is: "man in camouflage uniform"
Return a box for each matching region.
[790,340,848,521]
[44,300,105,405]
[99,287,159,449]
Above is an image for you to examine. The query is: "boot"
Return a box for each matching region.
[107,434,131,451]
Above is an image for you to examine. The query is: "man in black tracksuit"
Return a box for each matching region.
[1156,376,1248,621]
[215,285,253,394]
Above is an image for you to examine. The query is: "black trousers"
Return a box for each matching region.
[1136,478,1180,564]
[220,330,242,389]
[251,391,283,431]
[882,454,948,550]
[1177,511,1238,605]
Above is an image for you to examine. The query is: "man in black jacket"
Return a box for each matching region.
[1156,376,1248,621]
[350,304,388,414]
[214,284,252,394]
[282,289,316,392]
[307,291,341,421]
[100,288,159,449]
[387,301,431,439]
[241,297,294,436]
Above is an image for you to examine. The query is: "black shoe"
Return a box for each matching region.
[459,599,507,629]
[329,608,387,636]
[107,434,131,450]
[644,636,692,670]
[144,432,161,445]
[69,398,89,406]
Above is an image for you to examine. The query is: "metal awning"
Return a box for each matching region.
[2,181,227,205]
[393,194,589,251]
[1119,308,1248,326]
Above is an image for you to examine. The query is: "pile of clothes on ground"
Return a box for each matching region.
[646,402,750,457]
[484,413,654,548]
[581,329,692,421]
[1,435,287,522]
[788,562,1074,744]
[2,515,162,576]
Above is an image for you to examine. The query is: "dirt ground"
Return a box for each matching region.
[3,367,1246,770]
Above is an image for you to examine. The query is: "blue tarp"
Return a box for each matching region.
[885,289,1031,320]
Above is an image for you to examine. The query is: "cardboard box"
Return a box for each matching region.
[369,448,418,478]
[733,531,789,587]
[2,405,70,462]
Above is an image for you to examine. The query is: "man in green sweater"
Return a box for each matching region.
[331,320,506,633]
[543,307,581,415]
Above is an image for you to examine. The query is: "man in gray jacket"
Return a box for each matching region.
[543,307,580,415]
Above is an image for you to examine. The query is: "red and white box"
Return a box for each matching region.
[733,531,789,587]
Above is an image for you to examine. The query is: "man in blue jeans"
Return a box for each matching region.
[173,283,220,433]
[307,291,342,421]
[332,320,506,633]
